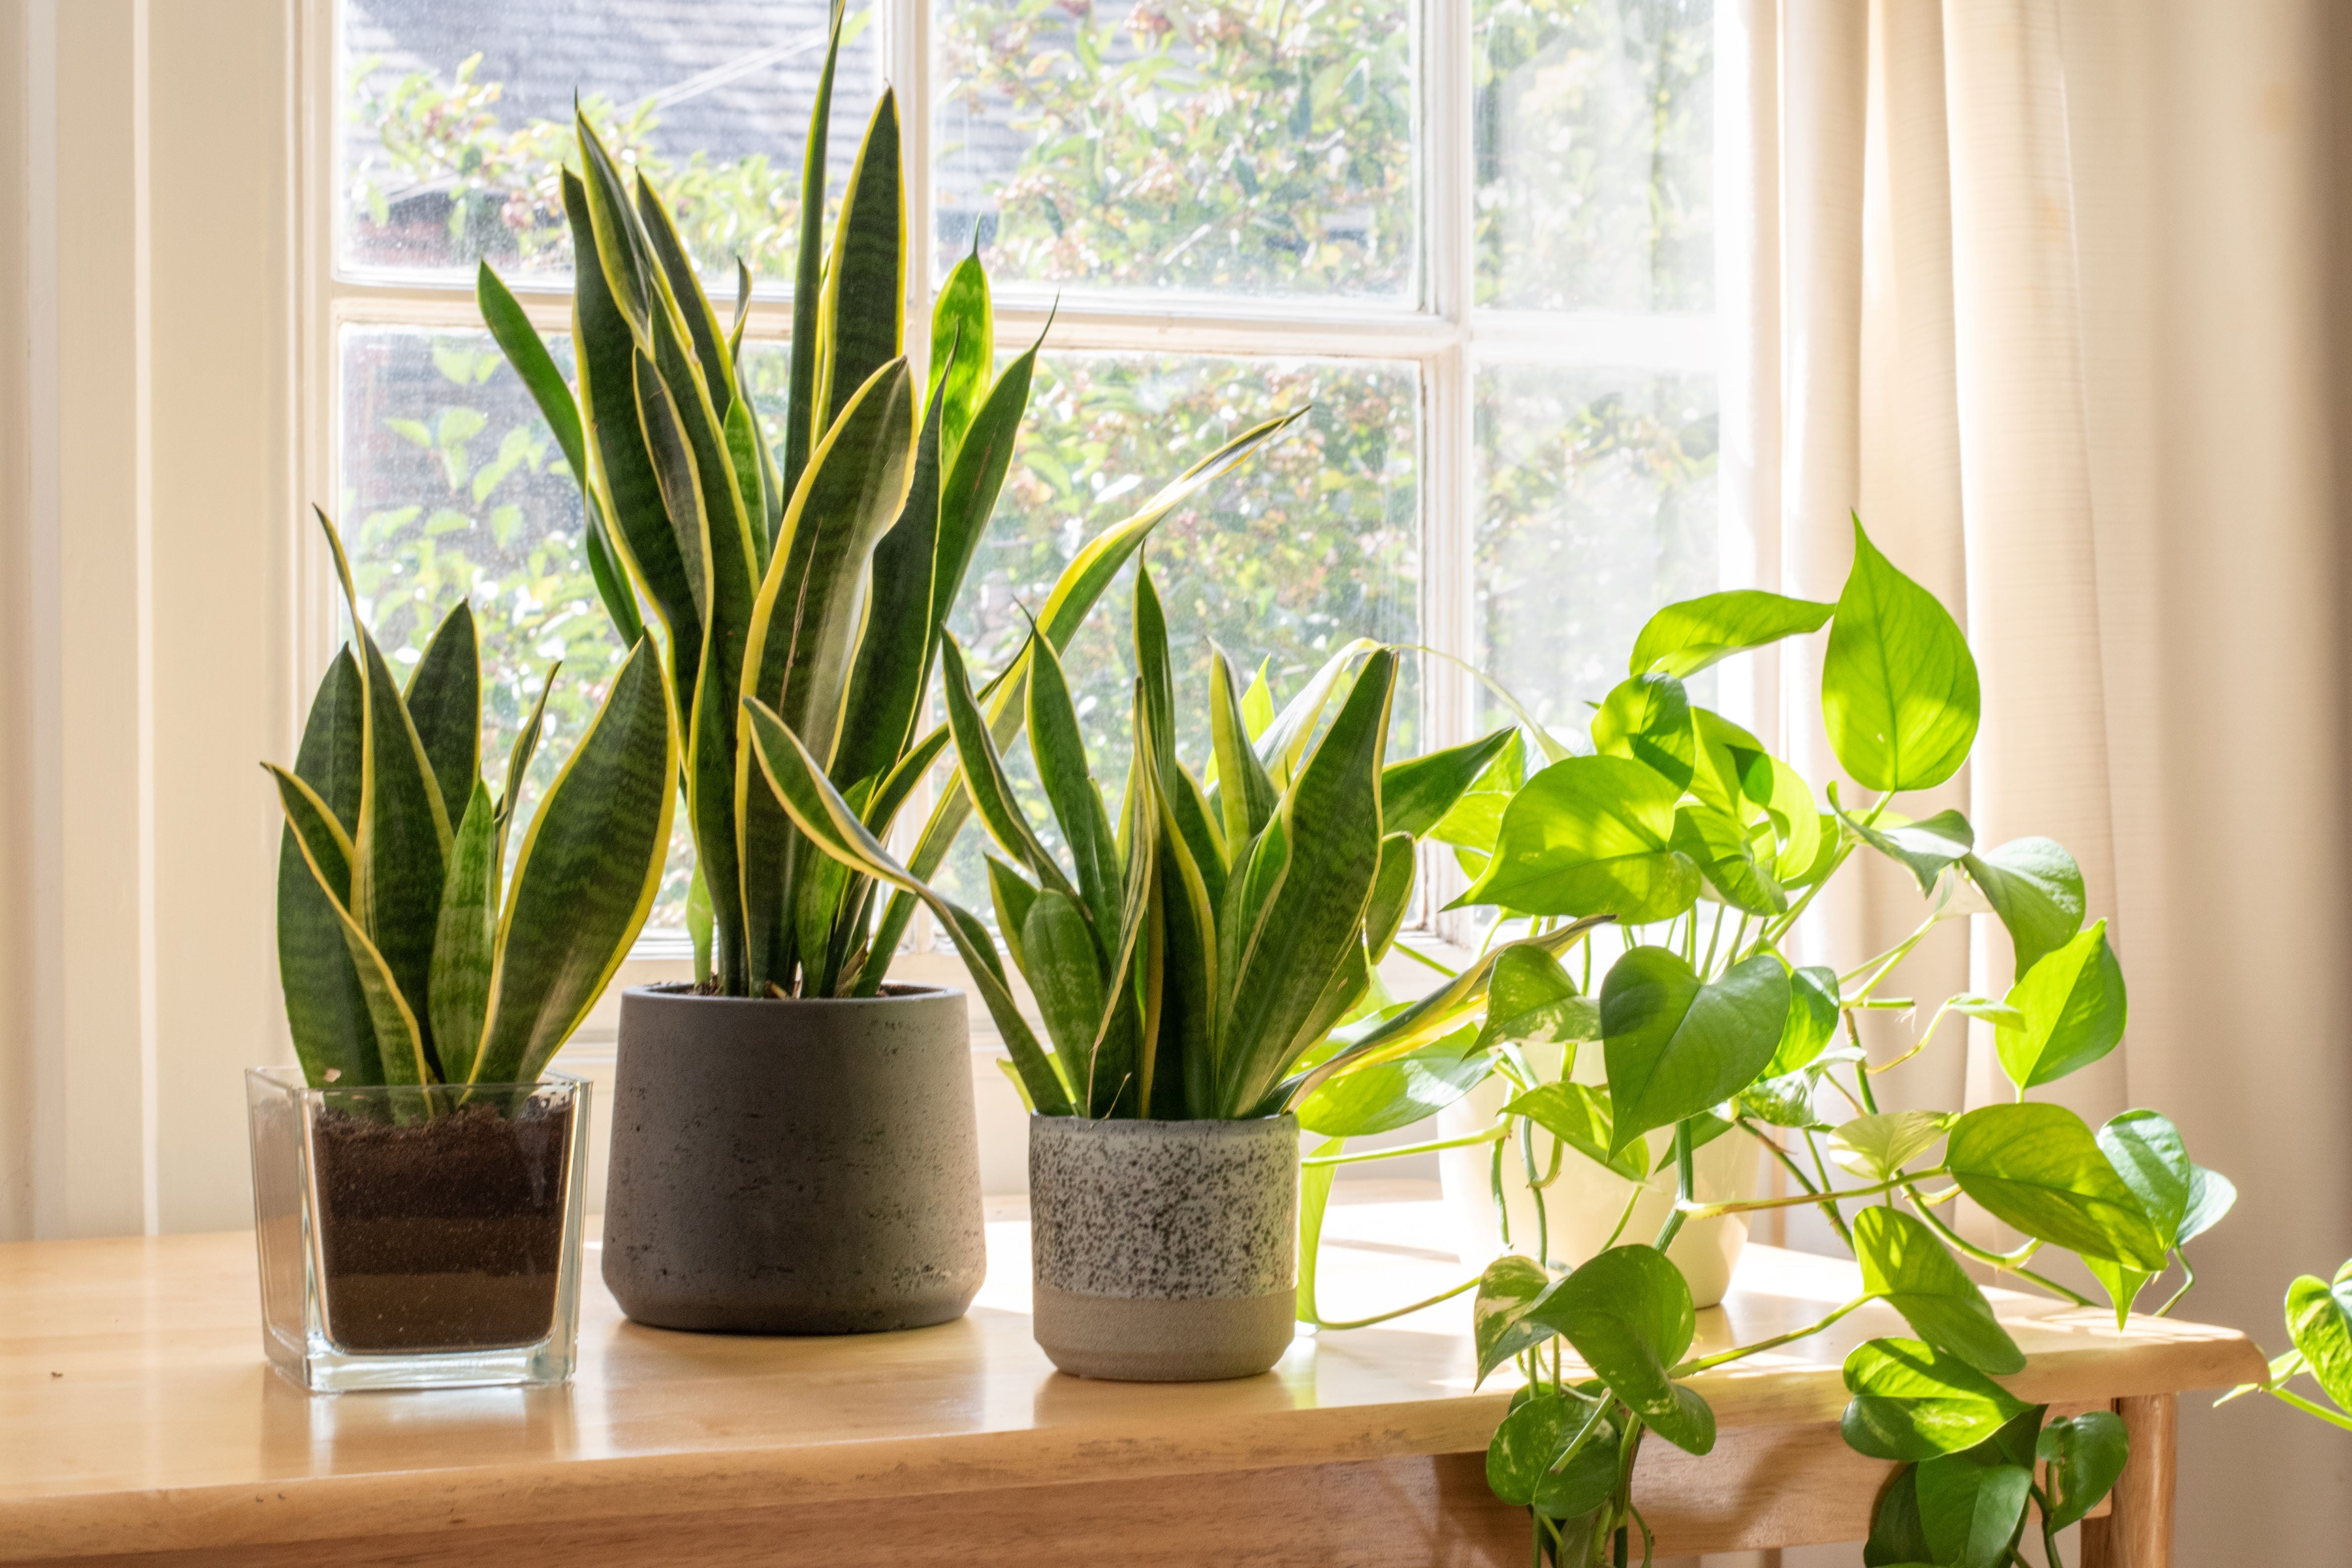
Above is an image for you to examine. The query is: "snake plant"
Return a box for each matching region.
[742,563,1513,1118]
[268,511,676,1091]
[478,1,1292,998]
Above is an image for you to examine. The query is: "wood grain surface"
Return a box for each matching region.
[0,1194,2262,1563]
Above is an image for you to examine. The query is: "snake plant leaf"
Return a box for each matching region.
[319,511,450,1037]
[1475,944,1599,1054]
[1631,589,1835,679]
[1136,730,1215,1117]
[1994,921,2127,1092]
[781,0,848,507]
[793,776,869,998]
[1915,1439,2035,1568]
[1219,650,1396,1115]
[632,177,735,406]
[1022,888,1108,1085]
[729,257,752,358]
[732,348,785,562]
[1590,673,1695,793]
[740,694,1074,1114]
[1253,638,1382,789]
[1601,947,1790,1155]
[428,781,498,1085]
[1829,1110,1952,1181]
[735,356,918,990]
[931,251,993,462]
[1134,564,1178,782]
[1529,1246,1715,1456]
[277,650,377,1088]
[869,408,1308,965]
[1258,942,1374,1120]
[1765,963,1841,1076]
[818,90,904,432]
[1474,1254,1560,1384]
[1242,661,1275,738]
[1506,1082,1648,1180]
[1487,1390,1620,1516]
[1027,629,1123,941]
[1945,1103,2170,1271]
[496,662,557,860]
[929,329,1038,669]
[561,170,700,690]
[1210,646,1281,848]
[2037,1411,2130,1530]
[1295,1026,1486,1138]
[721,395,770,582]
[1838,804,1974,897]
[940,636,1076,900]
[1853,1207,2025,1375]
[984,856,1041,973]
[1381,726,1516,839]
[833,344,953,796]
[1822,518,1981,793]
[266,765,431,1086]
[404,602,480,830]
[1363,832,1416,963]
[1961,836,2086,981]
[1841,1338,2033,1461]
[1458,755,1699,923]
[2286,1266,2352,1414]
[1670,804,1787,915]
[473,638,676,1085]
[572,111,657,341]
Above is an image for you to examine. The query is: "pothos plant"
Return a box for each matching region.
[476,0,1291,999]
[741,561,1525,1119]
[1307,518,2238,1567]
[2221,1259,2352,1435]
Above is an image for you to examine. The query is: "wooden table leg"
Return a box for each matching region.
[2080,1393,2176,1568]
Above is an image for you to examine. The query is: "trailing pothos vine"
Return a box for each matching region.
[1300,518,2245,1567]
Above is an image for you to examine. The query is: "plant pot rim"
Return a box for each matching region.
[1029,1112,1299,1134]
[623,980,965,1010]
[244,1064,585,1093]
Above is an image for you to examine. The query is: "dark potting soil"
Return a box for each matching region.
[311,1097,573,1353]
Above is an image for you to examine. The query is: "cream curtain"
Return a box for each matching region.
[1720,0,2352,1560]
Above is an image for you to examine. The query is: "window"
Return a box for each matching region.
[317,0,1720,952]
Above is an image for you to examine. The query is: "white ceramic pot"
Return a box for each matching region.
[1435,1045,1761,1309]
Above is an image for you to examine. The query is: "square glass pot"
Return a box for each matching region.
[244,1067,590,1392]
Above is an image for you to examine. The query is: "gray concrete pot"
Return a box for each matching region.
[1028,1113,1299,1381]
[602,983,983,1334]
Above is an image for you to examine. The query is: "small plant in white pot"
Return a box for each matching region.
[480,5,1292,1334]
[745,564,1510,1379]
[255,512,674,1392]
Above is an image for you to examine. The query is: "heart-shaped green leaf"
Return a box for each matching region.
[1864,1466,1934,1567]
[1944,1103,2169,1272]
[1916,1444,2034,1568]
[1630,589,1835,679]
[1829,1111,1951,1181]
[1530,1246,1715,1455]
[1737,750,1822,882]
[1506,1082,1649,1180]
[1476,944,1600,1054]
[1821,519,1981,793]
[1995,921,2127,1092]
[2037,1410,2129,1529]
[1687,708,1765,820]
[1853,1207,2024,1374]
[1590,674,1695,793]
[1838,804,1974,896]
[1961,837,2085,981]
[1735,1068,1832,1131]
[2083,1109,2191,1323]
[2180,1163,2237,1245]
[2286,1263,2352,1412]
[1670,805,1787,915]
[1841,1338,2033,1461]
[1602,949,1791,1155]
[1474,1254,1559,1384]
[1428,730,1525,880]
[1765,964,1842,1076]
[1485,1389,1618,1516]
[1458,756,1700,923]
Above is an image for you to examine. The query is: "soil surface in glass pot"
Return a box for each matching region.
[312,1099,572,1352]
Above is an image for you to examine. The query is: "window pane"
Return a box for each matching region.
[337,325,695,925]
[1474,361,1719,732]
[339,0,878,283]
[937,354,1422,911]
[1474,0,1714,311]
[935,0,1418,300]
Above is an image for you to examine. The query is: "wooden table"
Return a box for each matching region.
[0,1189,2263,1568]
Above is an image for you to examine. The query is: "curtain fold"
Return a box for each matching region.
[1733,0,2352,1558]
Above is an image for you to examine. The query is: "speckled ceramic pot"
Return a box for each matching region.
[1028,1113,1299,1381]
